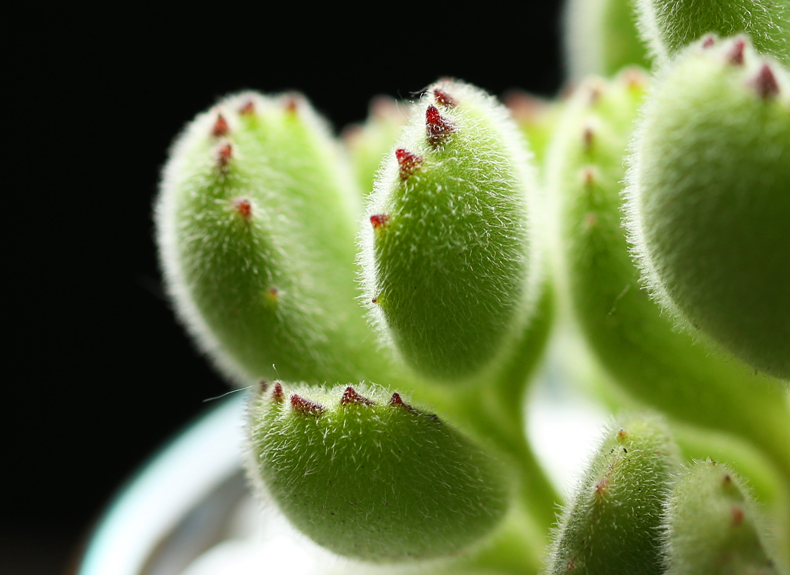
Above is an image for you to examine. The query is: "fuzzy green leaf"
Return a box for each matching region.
[664,460,783,575]
[156,92,395,386]
[360,79,541,381]
[636,0,790,65]
[547,414,683,575]
[246,381,509,563]
[626,37,790,380]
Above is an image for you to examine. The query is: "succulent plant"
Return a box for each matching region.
[155,0,790,572]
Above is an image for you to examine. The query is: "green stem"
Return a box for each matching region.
[410,281,559,573]
[445,284,561,573]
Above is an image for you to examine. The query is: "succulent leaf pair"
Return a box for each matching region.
[157,79,547,563]
[550,64,790,477]
[549,416,781,575]
[565,0,790,379]
[158,80,541,387]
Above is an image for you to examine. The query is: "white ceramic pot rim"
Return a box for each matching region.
[79,395,247,575]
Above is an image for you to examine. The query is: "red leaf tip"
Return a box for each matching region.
[621,68,647,91]
[233,198,252,218]
[582,125,595,149]
[395,148,423,180]
[212,114,229,137]
[217,143,233,168]
[389,392,420,415]
[272,382,284,403]
[754,63,780,98]
[290,394,325,415]
[259,379,268,393]
[594,476,610,497]
[239,101,255,115]
[283,94,300,114]
[731,505,745,526]
[265,287,279,306]
[587,84,603,106]
[434,88,456,107]
[425,104,454,146]
[702,35,716,49]
[340,386,375,406]
[582,167,596,189]
[370,214,390,230]
[727,39,746,66]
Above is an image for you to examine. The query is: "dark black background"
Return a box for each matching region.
[6,3,564,573]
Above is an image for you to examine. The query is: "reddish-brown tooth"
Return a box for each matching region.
[727,39,746,65]
[622,68,646,90]
[426,104,455,146]
[283,94,299,114]
[389,392,406,407]
[212,114,229,137]
[434,88,456,107]
[265,287,279,306]
[388,392,419,414]
[583,125,594,150]
[396,148,423,180]
[217,143,233,168]
[272,382,284,403]
[290,394,325,415]
[340,386,375,406]
[583,167,595,189]
[259,379,268,393]
[731,505,745,526]
[370,214,390,229]
[702,35,716,48]
[234,198,252,218]
[587,84,602,106]
[371,296,379,304]
[239,101,255,115]
[754,64,780,98]
[594,476,610,497]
